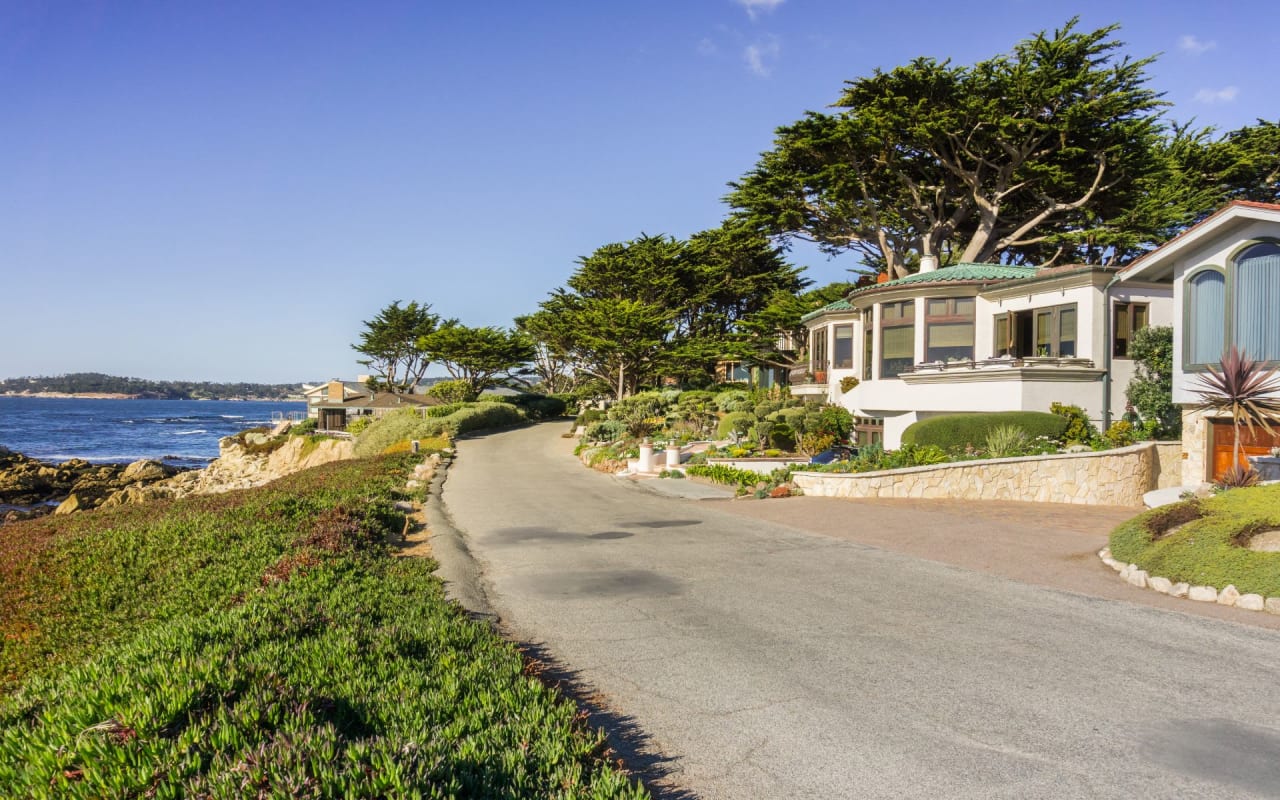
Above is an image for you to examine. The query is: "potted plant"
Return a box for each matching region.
[814,370,828,383]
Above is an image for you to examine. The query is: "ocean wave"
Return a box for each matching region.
[174,429,207,436]
[220,415,245,419]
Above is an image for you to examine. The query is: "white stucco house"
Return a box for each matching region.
[1116,200,1280,484]
[797,257,1173,448]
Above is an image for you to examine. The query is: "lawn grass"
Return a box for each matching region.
[1109,483,1280,596]
[0,455,647,798]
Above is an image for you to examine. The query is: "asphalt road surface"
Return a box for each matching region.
[441,423,1280,800]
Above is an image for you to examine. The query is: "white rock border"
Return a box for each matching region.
[1099,548,1280,615]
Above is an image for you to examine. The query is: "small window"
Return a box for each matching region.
[810,326,828,373]
[1112,302,1149,358]
[880,300,915,378]
[833,324,854,369]
[925,297,975,363]
[1187,270,1226,365]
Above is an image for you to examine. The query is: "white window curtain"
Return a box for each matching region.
[1189,270,1226,364]
[1234,243,1280,362]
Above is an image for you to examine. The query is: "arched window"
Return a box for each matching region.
[1234,242,1280,362]
[1187,269,1226,365]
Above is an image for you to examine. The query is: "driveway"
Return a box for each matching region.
[441,423,1280,799]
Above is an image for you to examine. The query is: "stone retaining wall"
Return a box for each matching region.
[793,442,1178,506]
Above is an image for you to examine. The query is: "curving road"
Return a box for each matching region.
[441,422,1280,800]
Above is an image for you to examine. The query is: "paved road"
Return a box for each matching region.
[441,423,1280,799]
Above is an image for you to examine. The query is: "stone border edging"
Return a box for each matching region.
[1098,547,1280,615]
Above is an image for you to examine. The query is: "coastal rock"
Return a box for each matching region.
[54,493,86,515]
[121,459,173,483]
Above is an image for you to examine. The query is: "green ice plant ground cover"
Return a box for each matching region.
[1109,483,1280,597]
[0,456,647,799]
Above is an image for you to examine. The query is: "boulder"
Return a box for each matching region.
[54,493,86,515]
[1237,594,1265,612]
[1216,585,1241,606]
[1148,576,1173,594]
[1170,583,1190,598]
[1188,586,1217,602]
[121,459,172,483]
[1265,598,1280,615]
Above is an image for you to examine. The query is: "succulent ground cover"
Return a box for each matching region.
[1109,484,1280,597]
[0,456,647,799]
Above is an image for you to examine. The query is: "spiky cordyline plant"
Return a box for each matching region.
[1193,346,1280,487]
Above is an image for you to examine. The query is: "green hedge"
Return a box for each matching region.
[901,411,1068,452]
[716,411,755,439]
[1109,484,1280,597]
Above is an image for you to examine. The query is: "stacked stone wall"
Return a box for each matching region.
[793,443,1171,506]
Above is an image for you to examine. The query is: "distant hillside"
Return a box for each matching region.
[0,372,304,400]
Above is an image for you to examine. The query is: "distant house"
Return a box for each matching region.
[1117,201,1280,484]
[304,379,442,431]
[798,257,1173,448]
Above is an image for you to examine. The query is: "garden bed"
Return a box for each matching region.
[1109,483,1280,597]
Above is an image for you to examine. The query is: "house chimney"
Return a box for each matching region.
[919,254,939,273]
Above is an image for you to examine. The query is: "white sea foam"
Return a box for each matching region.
[220,415,245,419]
[174,429,207,436]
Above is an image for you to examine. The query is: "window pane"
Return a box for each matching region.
[1036,311,1053,353]
[833,325,854,368]
[1058,307,1077,357]
[954,297,975,316]
[881,325,914,378]
[863,311,874,380]
[927,299,949,316]
[994,316,1010,356]
[927,322,974,362]
[1134,304,1148,330]
[1235,244,1280,361]
[1189,270,1226,364]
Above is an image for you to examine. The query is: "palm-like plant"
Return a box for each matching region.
[1193,346,1280,486]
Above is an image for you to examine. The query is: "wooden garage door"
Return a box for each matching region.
[1210,420,1280,480]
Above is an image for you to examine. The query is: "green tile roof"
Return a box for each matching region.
[848,263,1038,297]
[799,297,854,323]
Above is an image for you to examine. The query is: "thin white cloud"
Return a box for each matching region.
[697,37,718,56]
[736,0,784,20]
[744,38,780,77]
[1193,86,1239,104]
[1178,34,1217,55]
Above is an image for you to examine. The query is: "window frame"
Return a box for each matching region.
[809,326,828,375]
[1182,265,1228,372]
[879,300,916,379]
[1111,301,1150,359]
[832,323,855,369]
[924,296,976,363]
[1032,303,1078,358]
[862,309,874,381]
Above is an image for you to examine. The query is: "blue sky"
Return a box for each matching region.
[3,0,1277,382]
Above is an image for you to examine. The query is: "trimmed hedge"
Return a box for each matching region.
[1109,484,1280,597]
[901,411,1068,452]
[716,411,755,440]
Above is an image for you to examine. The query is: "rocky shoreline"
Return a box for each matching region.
[0,423,355,524]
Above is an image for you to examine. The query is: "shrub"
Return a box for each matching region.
[448,402,526,434]
[1126,325,1181,438]
[902,411,1068,453]
[354,403,525,456]
[511,393,568,420]
[769,423,796,452]
[578,408,605,425]
[984,424,1030,458]
[798,432,835,457]
[717,411,755,440]
[289,418,318,435]
[423,402,464,418]
[1050,402,1098,444]
[771,407,807,428]
[608,393,668,438]
[345,415,375,436]
[1102,419,1136,448]
[427,379,475,403]
[584,420,626,442]
[713,389,752,413]
[754,401,783,419]
[839,376,859,393]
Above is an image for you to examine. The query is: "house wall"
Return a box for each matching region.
[1166,218,1280,404]
[792,442,1180,506]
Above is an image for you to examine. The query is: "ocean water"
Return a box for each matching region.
[0,398,308,468]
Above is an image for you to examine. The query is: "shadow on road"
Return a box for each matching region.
[515,638,699,800]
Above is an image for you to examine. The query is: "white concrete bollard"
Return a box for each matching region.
[638,441,655,473]
[665,446,681,469]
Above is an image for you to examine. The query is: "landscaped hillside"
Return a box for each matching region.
[0,372,303,399]
[0,455,646,798]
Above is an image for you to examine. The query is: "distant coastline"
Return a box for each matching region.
[1,392,298,401]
